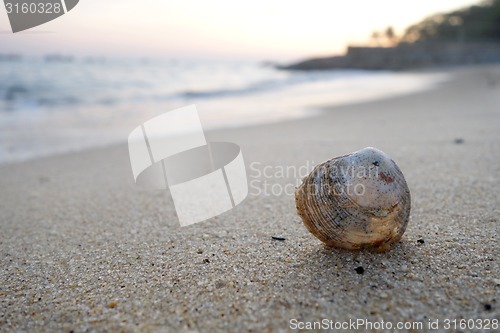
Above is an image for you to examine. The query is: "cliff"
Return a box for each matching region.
[279,42,500,71]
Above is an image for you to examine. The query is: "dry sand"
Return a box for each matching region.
[1,65,499,332]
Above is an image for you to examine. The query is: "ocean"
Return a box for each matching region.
[0,56,448,164]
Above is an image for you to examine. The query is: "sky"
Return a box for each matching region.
[0,0,481,60]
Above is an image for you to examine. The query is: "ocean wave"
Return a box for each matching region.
[176,70,370,100]
[0,84,81,110]
[0,59,377,113]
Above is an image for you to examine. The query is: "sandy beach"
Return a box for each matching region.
[1,64,499,332]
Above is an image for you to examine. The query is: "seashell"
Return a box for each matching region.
[295,147,410,252]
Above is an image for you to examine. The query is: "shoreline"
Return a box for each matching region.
[1,64,499,332]
[0,66,451,166]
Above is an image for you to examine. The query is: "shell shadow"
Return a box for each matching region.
[285,239,426,291]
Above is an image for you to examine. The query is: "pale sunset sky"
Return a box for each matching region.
[1,0,480,60]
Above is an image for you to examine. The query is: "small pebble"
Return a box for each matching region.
[197,249,203,254]
[38,176,50,184]
[272,236,286,241]
[484,303,492,311]
[355,266,365,275]
[454,138,465,144]
[107,301,117,309]
[417,239,425,244]
[203,258,210,264]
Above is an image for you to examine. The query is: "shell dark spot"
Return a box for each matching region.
[379,172,394,183]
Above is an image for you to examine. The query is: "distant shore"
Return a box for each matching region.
[279,41,500,71]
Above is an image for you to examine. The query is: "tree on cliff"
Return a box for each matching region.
[371,31,380,46]
[386,26,396,45]
[401,0,500,43]
[371,27,398,46]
